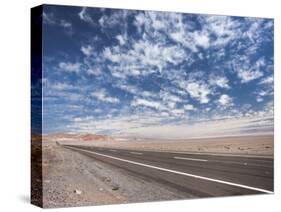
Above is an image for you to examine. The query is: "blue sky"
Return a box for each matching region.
[40,5,274,138]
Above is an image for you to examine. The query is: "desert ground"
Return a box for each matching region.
[32,133,273,207]
[58,134,273,156]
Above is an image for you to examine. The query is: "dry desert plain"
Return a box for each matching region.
[32,133,273,208]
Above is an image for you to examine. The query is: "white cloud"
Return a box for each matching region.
[116,34,127,45]
[170,30,198,53]
[184,104,195,111]
[43,12,73,34]
[130,69,141,76]
[237,69,263,83]
[167,102,176,109]
[142,91,157,99]
[91,90,120,104]
[43,12,56,25]
[116,83,139,95]
[256,96,263,102]
[65,93,83,101]
[103,40,186,77]
[133,11,205,53]
[132,40,186,71]
[123,115,273,139]
[192,31,210,48]
[171,108,185,115]
[255,88,273,103]
[43,9,273,137]
[149,12,166,30]
[259,91,268,96]
[43,88,83,102]
[259,76,273,85]
[59,62,81,73]
[94,109,103,113]
[78,7,94,24]
[210,75,230,89]
[159,14,240,52]
[131,98,161,110]
[185,81,210,104]
[160,91,182,103]
[111,71,126,79]
[67,113,169,135]
[81,45,93,57]
[202,16,241,47]
[59,20,72,29]
[67,108,273,139]
[103,47,122,63]
[98,10,129,32]
[243,19,265,43]
[51,82,75,91]
[233,56,267,84]
[134,12,146,33]
[86,68,102,76]
[218,94,233,106]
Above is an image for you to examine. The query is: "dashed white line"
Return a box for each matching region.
[208,160,272,168]
[174,157,270,167]
[66,146,273,194]
[174,156,208,162]
[170,151,273,159]
[130,152,143,155]
[110,149,117,152]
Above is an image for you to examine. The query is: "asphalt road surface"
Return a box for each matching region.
[63,145,274,197]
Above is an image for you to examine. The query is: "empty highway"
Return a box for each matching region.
[63,145,274,197]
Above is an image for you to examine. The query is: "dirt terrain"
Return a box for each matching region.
[60,134,274,157]
[34,134,273,207]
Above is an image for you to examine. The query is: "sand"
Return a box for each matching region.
[60,134,274,157]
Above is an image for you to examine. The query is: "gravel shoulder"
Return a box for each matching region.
[42,141,192,208]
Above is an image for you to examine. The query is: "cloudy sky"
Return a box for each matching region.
[40,5,274,138]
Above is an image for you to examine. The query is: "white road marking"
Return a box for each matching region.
[170,151,273,159]
[66,146,273,194]
[130,152,143,155]
[174,156,208,162]
[174,157,271,168]
[110,149,117,152]
[207,159,272,168]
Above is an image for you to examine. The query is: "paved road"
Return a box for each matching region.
[63,145,274,197]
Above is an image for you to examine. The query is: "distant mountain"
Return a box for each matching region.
[42,133,113,142]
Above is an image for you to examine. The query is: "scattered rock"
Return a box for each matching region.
[102,177,111,182]
[112,185,119,191]
[74,189,82,195]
